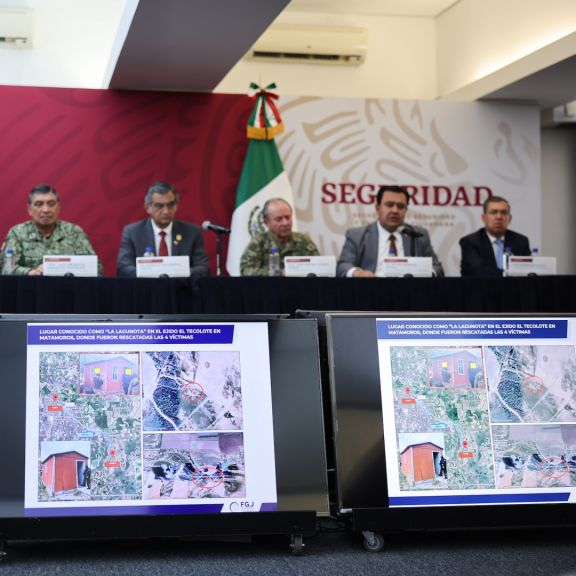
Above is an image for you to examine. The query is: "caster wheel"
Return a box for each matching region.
[291,533,304,556]
[362,530,384,552]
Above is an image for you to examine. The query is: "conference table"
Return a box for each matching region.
[0,274,574,316]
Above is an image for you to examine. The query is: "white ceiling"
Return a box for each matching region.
[0,0,575,112]
[109,0,291,92]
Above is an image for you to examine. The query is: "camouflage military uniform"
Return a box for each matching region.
[0,220,102,276]
[240,231,320,276]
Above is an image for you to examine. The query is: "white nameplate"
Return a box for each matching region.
[284,255,336,277]
[506,256,556,276]
[377,257,433,278]
[136,255,190,278]
[43,255,98,277]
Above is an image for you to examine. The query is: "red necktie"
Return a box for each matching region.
[388,234,398,256]
[159,231,169,257]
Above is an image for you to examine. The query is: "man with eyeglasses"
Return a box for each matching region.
[459,196,530,277]
[0,183,102,275]
[337,185,444,278]
[117,180,209,277]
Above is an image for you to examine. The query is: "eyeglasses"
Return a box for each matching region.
[151,201,177,210]
[382,201,407,210]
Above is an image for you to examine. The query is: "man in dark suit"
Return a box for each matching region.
[336,185,444,277]
[117,181,209,277]
[459,196,530,277]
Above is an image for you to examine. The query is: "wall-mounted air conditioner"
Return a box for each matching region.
[542,101,576,126]
[0,7,32,48]
[245,24,368,66]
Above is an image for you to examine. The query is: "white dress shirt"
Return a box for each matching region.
[375,223,405,276]
[346,222,405,277]
[486,231,505,269]
[150,221,174,256]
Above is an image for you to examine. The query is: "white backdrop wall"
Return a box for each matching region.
[275,96,541,277]
[541,126,576,275]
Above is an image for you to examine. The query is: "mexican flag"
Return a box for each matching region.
[226,83,296,276]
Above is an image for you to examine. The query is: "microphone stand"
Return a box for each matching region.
[402,226,423,257]
[215,231,224,277]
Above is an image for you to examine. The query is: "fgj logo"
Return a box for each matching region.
[229,501,255,512]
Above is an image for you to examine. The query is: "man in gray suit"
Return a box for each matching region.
[117,181,209,277]
[336,185,444,278]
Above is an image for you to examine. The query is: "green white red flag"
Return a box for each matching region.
[226,83,296,276]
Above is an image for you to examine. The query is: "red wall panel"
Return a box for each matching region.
[0,86,252,275]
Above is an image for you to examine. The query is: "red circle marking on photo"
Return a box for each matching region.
[182,381,205,403]
[191,465,224,489]
[524,375,545,395]
[539,457,568,478]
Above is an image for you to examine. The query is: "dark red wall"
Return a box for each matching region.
[0,86,253,275]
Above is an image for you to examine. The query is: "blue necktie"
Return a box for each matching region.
[495,238,504,270]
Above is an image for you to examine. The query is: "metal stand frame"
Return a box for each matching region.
[0,511,316,560]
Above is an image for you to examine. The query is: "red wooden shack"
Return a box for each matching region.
[428,349,482,388]
[41,448,90,496]
[401,442,444,484]
[81,354,138,394]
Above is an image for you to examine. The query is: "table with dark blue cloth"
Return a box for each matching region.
[0,275,574,315]
[195,276,576,314]
[0,276,198,315]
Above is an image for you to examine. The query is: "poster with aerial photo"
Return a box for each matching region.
[377,317,576,507]
[38,352,142,502]
[25,323,277,515]
[485,345,576,423]
[142,350,242,432]
[390,346,494,491]
[492,424,576,489]
[143,432,245,499]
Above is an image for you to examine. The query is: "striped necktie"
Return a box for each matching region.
[388,234,398,256]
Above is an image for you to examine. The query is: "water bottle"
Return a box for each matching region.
[268,247,281,277]
[528,247,540,277]
[503,246,512,276]
[3,247,15,275]
[143,245,154,257]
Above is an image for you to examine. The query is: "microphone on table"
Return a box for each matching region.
[401,224,423,258]
[401,224,423,239]
[202,221,231,234]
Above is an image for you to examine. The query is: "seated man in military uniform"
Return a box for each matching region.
[0,183,102,276]
[240,198,320,276]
